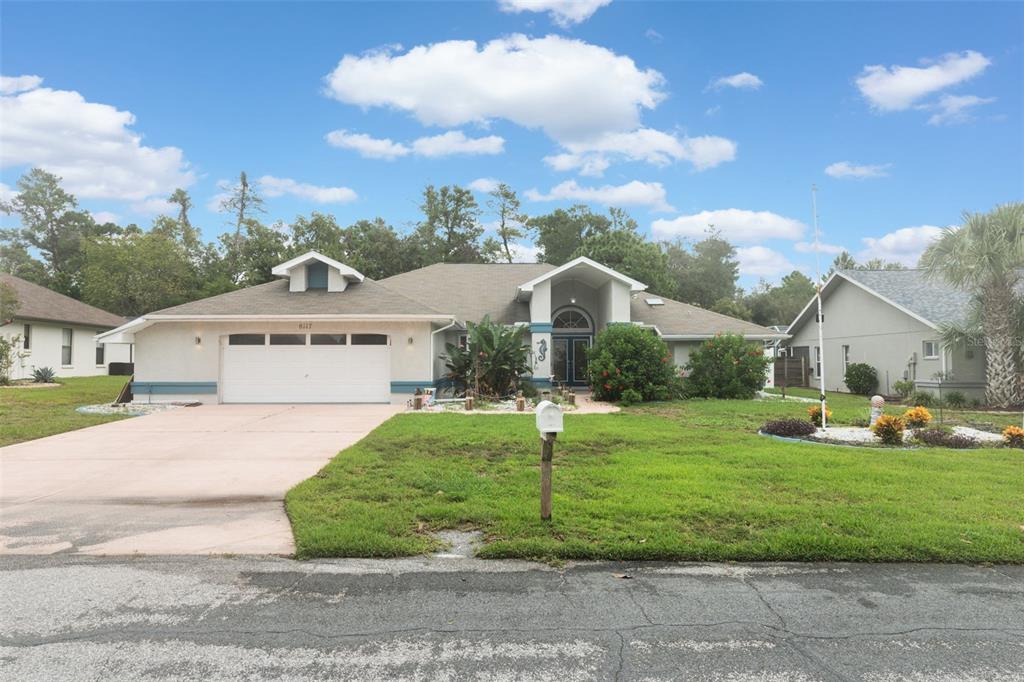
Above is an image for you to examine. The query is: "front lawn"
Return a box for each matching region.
[0,375,130,447]
[286,398,1024,563]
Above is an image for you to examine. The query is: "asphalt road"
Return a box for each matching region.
[2,556,1022,681]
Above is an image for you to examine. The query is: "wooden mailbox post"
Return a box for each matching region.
[535,400,564,521]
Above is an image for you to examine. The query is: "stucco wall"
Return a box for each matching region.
[670,341,700,370]
[0,319,131,380]
[787,280,985,395]
[133,319,436,403]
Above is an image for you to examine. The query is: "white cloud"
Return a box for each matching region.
[709,72,763,91]
[257,175,358,204]
[0,80,194,202]
[410,131,505,157]
[644,28,663,43]
[469,177,500,193]
[324,35,665,145]
[651,209,806,243]
[859,225,945,266]
[855,50,991,111]
[497,0,612,27]
[0,74,43,95]
[325,129,410,160]
[508,241,541,263]
[89,210,121,224]
[794,240,846,255]
[525,179,673,212]
[545,128,737,176]
[737,246,795,277]
[926,94,996,126]
[130,198,176,216]
[825,161,891,179]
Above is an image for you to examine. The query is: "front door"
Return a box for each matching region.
[552,335,592,386]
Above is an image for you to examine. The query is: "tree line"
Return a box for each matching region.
[0,167,894,325]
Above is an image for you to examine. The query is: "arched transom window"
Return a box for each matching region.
[552,308,593,331]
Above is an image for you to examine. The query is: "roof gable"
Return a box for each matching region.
[270,251,365,282]
[516,257,647,300]
[0,273,124,328]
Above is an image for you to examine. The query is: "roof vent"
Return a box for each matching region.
[645,298,664,306]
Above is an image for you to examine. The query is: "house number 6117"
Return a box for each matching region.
[298,323,312,330]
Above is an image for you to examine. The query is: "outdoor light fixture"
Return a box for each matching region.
[407,337,414,345]
[569,278,577,305]
[194,336,202,346]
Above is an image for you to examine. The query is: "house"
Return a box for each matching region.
[785,269,998,399]
[98,251,788,404]
[0,273,133,380]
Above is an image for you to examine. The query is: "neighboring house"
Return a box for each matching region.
[98,251,787,404]
[0,273,132,380]
[786,269,996,399]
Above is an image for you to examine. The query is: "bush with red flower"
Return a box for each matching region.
[585,324,682,402]
[682,333,773,399]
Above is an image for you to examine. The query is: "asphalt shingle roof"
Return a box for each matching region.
[378,263,556,324]
[1,274,125,328]
[151,278,446,317]
[630,296,784,337]
[839,269,977,327]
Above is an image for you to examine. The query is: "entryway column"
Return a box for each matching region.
[529,324,553,386]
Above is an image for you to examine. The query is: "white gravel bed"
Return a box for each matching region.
[756,390,818,403]
[76,403,186,417]
[807,425,1004,445]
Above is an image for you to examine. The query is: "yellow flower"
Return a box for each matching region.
[902,406,932,428]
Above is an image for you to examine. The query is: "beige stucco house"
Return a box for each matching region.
[98,251,787,404]
[785,269,989,399]
[0,273,132,380]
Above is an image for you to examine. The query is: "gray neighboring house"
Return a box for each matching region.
[98,251,787,404]
[0,273,132,380]
[785,269,993,399]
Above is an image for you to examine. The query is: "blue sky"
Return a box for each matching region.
[2,0,1021,286]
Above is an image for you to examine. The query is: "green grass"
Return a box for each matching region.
[0,375,131,447]
[286,397,1024,563]
[765,386,1022,431]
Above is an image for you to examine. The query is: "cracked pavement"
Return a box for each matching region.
[1,556,1022,680]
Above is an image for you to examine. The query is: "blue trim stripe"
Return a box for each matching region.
[390,380,434,393]
[527,377,552,388]
[132,381,217,395]
[529,323,553,333]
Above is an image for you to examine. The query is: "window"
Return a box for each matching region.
[923,340,940,359]
[307,262,329,289]
[61,328,73,365]
[95,342,105,366]
[311,333,347,345]
[269,334,306,345]
[841,345,850,373]
[458,334,468,350]
[228,334,265,345]
[552,308,592,331]
[22,324,31,350]
[351,333,388,345]
[814,346,821,378]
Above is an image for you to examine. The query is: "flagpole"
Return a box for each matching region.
[812,184,827,429]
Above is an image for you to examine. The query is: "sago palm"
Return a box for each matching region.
[920,203,1024,407]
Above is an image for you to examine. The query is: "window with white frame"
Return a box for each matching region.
[95,340,105,366]
[458,334,468,350]
[814,346,821,378]
[61,328,73,365]
[841,345,850,373]
[22,324,31,350]
[922,340,940,359]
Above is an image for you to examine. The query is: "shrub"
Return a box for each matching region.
[586,324,681,402]
[943,391,967,408]
[442,315,531,398]
[807,404,833,427]
[844,363,878,395]
[893,379,915,399]
[619,388,643,406]
[909,391,934,407]
[682,333,772,400]
[0,335,22,386]
[32,366,55,383]
[914,427,978,449]
[872,414,906,445]
[761,418,817,438]
[1004,426,1024,449]
[902,406,933,428]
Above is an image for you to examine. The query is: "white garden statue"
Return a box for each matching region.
[870,395,885,426]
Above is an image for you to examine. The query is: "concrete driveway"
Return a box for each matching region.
[0,404,400,556]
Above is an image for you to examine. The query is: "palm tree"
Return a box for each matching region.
[920,203,1024,408]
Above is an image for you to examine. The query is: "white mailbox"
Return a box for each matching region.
[535,400,564,434]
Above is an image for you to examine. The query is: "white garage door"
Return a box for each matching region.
[221,333,390,403]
